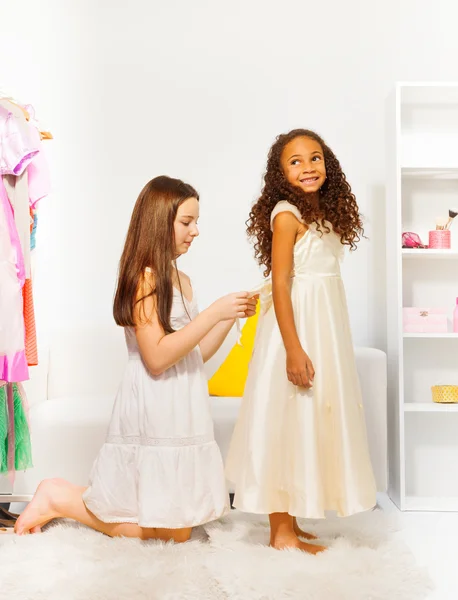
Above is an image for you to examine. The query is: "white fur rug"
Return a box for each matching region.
[0,510,432,600]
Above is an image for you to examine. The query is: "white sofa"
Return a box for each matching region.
[2,326,388,499]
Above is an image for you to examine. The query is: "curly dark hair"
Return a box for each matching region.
[247,129,364,276]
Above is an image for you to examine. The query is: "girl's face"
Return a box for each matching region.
[174,196,199,255]
[280,136,326,194]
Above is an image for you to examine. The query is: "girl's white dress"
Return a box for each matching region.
[83,287,229,528]
[225,201,377,518]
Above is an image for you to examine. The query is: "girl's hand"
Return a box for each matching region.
[210,292,253,321]
[244,294,259,318]
[286,348,315,388]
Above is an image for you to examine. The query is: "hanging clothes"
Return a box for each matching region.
[0,101,39,177]
[30,210,38,250]
[0,94,51,480]
[23,279,38,367]
[0,99,51,374]
[0,99,42,279]
[0,382,33,475]
[0,177,28,383]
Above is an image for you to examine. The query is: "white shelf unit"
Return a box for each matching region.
[386,82,458,512]
[402,249,458,259]
[403,333,458,338]
[404,403,458,412]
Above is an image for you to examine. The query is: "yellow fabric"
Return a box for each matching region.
[208,304,259,397]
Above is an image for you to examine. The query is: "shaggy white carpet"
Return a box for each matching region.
[0,510,432,600]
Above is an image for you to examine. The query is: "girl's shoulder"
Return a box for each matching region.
[142,267,155,289]
[270,201,304,231]
[177,270,191,284]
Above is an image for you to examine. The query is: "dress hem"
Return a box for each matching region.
[0,351,29,383]
[232,498,377,519]
[82,497,230,529]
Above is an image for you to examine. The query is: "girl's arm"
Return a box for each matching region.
[199,319,236,363]
[271,212,314,388]
[134,275,251,376]
[199,294,257,363]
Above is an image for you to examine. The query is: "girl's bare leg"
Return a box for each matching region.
[14,478,191,542]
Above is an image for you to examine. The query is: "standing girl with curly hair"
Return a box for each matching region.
[226,129,377,554]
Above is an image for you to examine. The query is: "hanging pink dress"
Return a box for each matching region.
[0,102,38,476]
[0,103,37,383]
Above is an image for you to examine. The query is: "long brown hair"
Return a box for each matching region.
[113,175,199,333]
[247,129,364,276]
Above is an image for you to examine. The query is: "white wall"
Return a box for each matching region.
[1,0,458,352]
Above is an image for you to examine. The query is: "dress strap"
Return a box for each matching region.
[270,201,304,231]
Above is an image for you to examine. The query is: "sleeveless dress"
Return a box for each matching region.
[83,287,229,528]
[225,201,377,518]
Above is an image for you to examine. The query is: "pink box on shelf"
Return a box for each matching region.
[403,307,448,333]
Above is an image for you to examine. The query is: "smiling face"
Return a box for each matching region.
[173,196,200,255]
[280,136,326,193]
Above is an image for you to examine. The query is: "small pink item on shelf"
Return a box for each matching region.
[428,230,451,249]
[403,307,448,333]
[453,298,458,333]
[402,232,427,249]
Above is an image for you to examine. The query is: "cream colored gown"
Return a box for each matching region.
[225,201,377,518]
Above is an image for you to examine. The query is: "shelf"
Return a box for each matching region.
[0,493,33,503]
[404,496,458,512]
[404,403,458,412]
[400,83,458,106]
[401,167,458,179]
[388,83,458,513]
[402,249,458,258]
[403,333,458,338]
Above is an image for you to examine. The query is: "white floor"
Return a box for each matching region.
[376,494,457,599]
[6,493,457,599]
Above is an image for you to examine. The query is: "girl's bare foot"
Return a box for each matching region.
[30,525,43,534]
[14,478,71,535]
[269,512,325,554]
[293,539,326,554]
[293,517,318,540]
[270,532,326,554]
